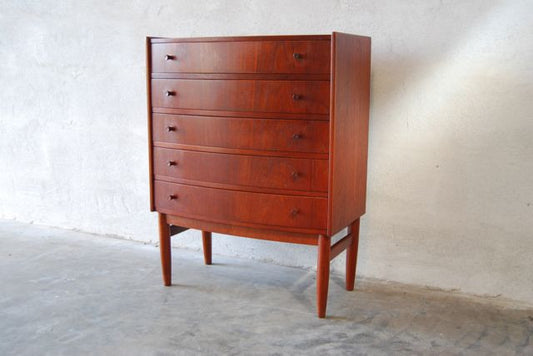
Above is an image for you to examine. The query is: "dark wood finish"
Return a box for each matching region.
[152,40,330,74]
[151,79,330,114]
[147,33,370,318]
[152,114,329,154]
[346,218,360,291]
[153,147,327,192]
[202,231,212,265]
[317,234,331,318]
[158,213,171,286]
[154,180,327,231]
[327,32,371,236]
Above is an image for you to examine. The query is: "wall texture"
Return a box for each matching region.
[1,0,532,304]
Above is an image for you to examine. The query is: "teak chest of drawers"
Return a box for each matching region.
[146,32,371,318]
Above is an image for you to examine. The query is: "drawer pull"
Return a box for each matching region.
[165,90,176,97]
[165,54,175,61]
[292,94,301,101]
[168,194,178,201]
[167,161,177,167]
[293,53,302,60]
[166,126,176,132]
[291,133,302,140]
[291,171,299,179]
[290,208,300,216]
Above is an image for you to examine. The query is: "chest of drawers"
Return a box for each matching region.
[146,32,371,318]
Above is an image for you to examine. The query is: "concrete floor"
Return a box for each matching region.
[1,221,532,355]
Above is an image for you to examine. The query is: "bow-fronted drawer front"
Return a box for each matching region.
[151,40,331,74]
[151,114,329,154]
[153,147,327,193]
[151,79,330,115]
[154,181,327,231]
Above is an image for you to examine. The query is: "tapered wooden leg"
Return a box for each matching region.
[202,231,212,265]
[317,234,331,318]
[346,218,360,291]
[158,213,172,286]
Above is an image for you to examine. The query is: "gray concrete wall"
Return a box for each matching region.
[1,1,532,304]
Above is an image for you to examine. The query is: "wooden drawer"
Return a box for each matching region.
[152,114,328,154]
[154,181,327,230]
[151,40,330,74]
[153,147,328,192]
[151,79,330,114]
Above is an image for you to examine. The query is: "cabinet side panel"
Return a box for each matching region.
[328,32,371,235]
[147,37,155,211]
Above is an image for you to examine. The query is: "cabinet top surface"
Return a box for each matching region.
[148,33,371,44]
[149,34,332,43]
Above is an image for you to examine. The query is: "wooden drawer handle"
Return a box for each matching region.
[291,171,299,179]
[166,90,176,97]
[167,161,177,167]
[293,53,302,60]
[165,54,175,61]
[166,126,177,132]
[291,133,302,140]
[168,194,178,201]
[292,94,301,101]
[290,208,300,216]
